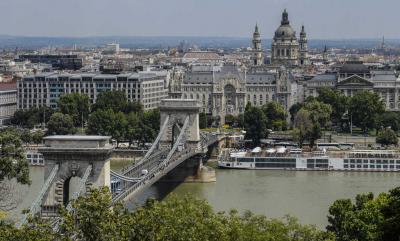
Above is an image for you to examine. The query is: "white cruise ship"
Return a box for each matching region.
[218,148,400,172]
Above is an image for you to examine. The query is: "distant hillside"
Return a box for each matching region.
[0,35,399,50]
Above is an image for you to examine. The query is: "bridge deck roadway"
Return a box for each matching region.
[112,134,221,203]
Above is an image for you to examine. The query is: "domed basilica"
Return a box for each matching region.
[253,9,309,67]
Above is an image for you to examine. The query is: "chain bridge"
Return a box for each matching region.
[19,99,222,226]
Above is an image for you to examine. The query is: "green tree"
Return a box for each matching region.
[303,99,332,129]
[20,129,32,144]
[349,91,385,133]
[381,187,400,241]
[0,133,29,184]
[126,112,141,147]
[136,121,156,146]
[92,91,127,113]
[1,187,335,241]
[317,88,349,126]
[12,107,55,129]
[376,128,398,146]
[327,192,391,241]
[87,109,116,137]
[58,93,90,127]
[378,112,400,132]
[224,114,236,126]
[113,112,127,147]
[46,113,76,135]
[293,100,332,148]
[59,188,132,241]
[262,101,287,130]
[143,108,160,134]
[293,109,313,148]
[125,100,144,114]
[236,113,245,128]
[289,103,303,125]
[244,105,267,146]
[31,130,44,145]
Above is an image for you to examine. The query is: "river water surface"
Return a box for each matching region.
[140,169,400,228]
[14,166,400,229]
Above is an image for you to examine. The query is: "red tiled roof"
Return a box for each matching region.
[0,82,17,91]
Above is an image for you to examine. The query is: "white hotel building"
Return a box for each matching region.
[17,71,169,110]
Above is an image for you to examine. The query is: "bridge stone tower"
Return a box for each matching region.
[39,136,113,215]
[159,99,201,150]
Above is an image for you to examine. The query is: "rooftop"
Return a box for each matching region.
[0,82,17,91]
[42,135,112,149]
[43,135,111,141]
[339,62,370,74]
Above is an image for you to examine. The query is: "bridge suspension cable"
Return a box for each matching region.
[164,116,190,164]
[110,170,141,182]
[18,164,59,227]
[112,116,190,203]
[121,115,170,175]
[139,115,169,163]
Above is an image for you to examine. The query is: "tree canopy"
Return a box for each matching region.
[349,91,385,133]
[244,104,268,146]
[46,113,76,135]
[93,91,126,112]
[293,99,332,148]
[11,107,54,129]
[262,101,287,131]
[58,93,90,127]
[0,132,29,185]
[327,187,400,241]
[376,128,398,146]
[317,88,348,126]
[0,187,333,241]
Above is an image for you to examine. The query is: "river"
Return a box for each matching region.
[138,169,400,228]
[11,166,400,229]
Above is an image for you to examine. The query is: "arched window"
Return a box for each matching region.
[183,94,187,99]
[190,94,193,99]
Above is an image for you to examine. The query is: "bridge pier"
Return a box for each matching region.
[158,155,215,183]
[39,136,113,216]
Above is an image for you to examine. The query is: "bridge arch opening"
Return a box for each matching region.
[62,176,83,206]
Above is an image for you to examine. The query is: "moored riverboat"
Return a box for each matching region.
[218,148,400,172]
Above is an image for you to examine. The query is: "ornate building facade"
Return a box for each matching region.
[169,64,299,124]
[305,61,400,111]
[271,9,308,66]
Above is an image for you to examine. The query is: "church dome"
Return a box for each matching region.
[274,25,296,39]
[274,9,296,40]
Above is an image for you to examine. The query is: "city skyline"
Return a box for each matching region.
[0,0,399,39]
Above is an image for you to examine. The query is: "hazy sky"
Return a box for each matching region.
[1,0,399,39]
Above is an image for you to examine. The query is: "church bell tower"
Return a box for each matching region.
[252,24,263,66]
[299,25,309,66]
